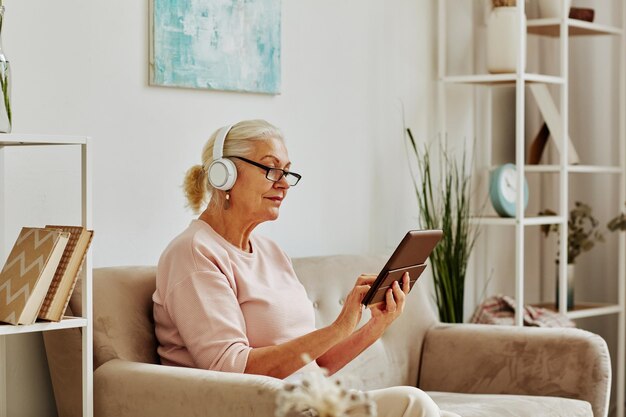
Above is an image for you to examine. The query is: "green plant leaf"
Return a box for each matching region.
[406,133,478,323]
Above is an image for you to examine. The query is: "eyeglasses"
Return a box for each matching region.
[231,156,302,186]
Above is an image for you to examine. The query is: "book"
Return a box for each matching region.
[569,7,594,22]
[0,227,70,325]
[38,226,93,322]
[529,84,580,165]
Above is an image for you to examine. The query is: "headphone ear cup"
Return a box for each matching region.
[208,158,238,191]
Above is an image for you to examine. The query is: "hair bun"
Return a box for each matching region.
[183,164,208,213]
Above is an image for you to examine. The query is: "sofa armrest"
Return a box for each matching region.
[418,324,611,417]
[95,359,284,417]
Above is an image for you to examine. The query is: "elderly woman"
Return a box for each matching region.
[153,120,445,417]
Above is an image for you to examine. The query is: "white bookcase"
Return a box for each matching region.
[437,1,625,416]
[0,135,93,417]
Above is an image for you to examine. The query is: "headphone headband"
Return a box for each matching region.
[208,124,237,191]
[213,125,234,161]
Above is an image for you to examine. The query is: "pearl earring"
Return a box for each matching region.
[224,191,231,210]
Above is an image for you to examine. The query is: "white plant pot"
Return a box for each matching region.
[538,0,571,18]
[487,7,526,74]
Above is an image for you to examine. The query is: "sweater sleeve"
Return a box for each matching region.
[164,270,252,373]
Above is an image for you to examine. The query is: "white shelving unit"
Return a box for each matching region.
[437,2,625,417]
[0,135,93,417]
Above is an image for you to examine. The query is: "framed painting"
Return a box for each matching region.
[150,0,281,94]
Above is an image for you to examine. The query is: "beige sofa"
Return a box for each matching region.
[88,255,610,417]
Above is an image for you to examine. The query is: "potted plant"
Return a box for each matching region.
[406,129,478,323]
[0,0,11,133]
[539,202,604,309]
[487,0,526,74]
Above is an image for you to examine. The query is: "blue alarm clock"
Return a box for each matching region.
[489,164,529,217]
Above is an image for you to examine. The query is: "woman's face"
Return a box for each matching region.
[230,138,292,223]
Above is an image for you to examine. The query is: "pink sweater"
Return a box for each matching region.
[153,220,318,374]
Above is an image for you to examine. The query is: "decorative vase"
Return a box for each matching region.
[486,7,527,74]
[538,0,572,19]
[0,4,11,133]
[555,263,575,310]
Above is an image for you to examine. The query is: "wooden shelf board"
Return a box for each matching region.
[442,73,564,85]
[524,215,565,226]
[470,215,564,226]
[0,316,87,336]
[532,302,622,319]
[0,134,88,146]
[524,165,623,174]
[527,19,623,37]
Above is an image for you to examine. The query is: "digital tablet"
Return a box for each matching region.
[362,230,443,306]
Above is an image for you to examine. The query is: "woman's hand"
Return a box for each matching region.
[331,275,376,338]
[317,273,410,375]
[369,272,410,333]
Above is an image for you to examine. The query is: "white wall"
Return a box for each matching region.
[3,0,435,265]
[1,0,437,415]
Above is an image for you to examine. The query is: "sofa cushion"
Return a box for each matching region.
[428,391,593,417]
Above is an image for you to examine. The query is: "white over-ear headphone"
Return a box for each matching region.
[207,125,237,190]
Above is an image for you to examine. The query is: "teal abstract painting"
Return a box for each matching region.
[151,0,281,94]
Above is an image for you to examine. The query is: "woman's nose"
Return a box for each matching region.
[275,174,290,189]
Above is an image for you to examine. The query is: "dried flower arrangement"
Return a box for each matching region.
[492,0,516,6]
[275,359,376,417]
[608,204,626,232]
[539,202,605,264]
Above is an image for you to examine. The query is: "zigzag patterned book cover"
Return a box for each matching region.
[0,227,69,325]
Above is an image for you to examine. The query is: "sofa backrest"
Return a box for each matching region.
[93,266,159,369]
[93,255,438,388]
[292,255,438,390]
